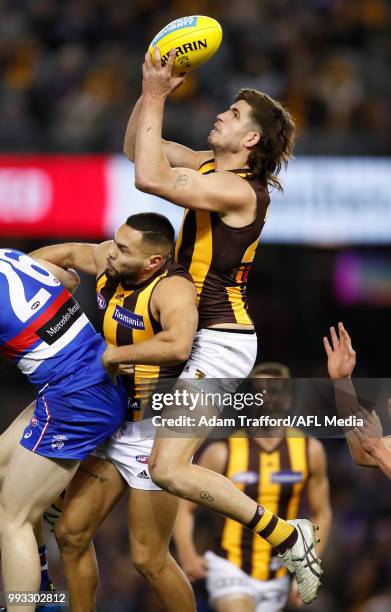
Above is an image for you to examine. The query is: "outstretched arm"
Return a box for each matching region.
[353,410,391,478]
[123,95,211,169]
[134,49,255,213]
[32,259,80,295]
[323,322,378,467]
[29,242,111,277]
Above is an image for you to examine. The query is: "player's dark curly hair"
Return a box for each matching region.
[235,89,295,191]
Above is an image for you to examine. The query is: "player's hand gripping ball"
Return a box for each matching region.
[148,15,222,74]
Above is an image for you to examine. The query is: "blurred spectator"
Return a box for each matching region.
[0,0,390,154]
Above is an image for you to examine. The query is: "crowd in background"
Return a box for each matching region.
[0,1,390,611]
[0,0,390,154]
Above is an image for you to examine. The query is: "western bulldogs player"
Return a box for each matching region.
[0,249,128,612]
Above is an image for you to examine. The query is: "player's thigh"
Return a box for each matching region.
[128,488,179,557]
[150,435,203,471]
[214,594,256,612]
[58,455,127,542]
[0,401,35,483]
[0,445,78,526]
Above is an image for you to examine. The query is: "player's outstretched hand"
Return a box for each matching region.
[142,48,186,99]
[353,409,384,454]
[323,322,356,379]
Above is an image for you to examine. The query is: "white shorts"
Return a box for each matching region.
[94,421,161,491]
[180,328,257,380]
[205,551,290,612]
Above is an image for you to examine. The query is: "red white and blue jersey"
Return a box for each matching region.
[0,249,109,391]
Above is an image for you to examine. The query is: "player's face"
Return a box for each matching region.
[105,225,157,283]
[208,100,260,153]
[251,374,293,417]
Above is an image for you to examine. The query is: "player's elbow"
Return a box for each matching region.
[135,173,156,193]
[64,269,80,294]
[123,144,135,162]
[170,342,192,364]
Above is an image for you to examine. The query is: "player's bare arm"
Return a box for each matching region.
[360,438,391,479]
[123,95,211,168]
[32,258,80,294]
[135,50,256,219]
[174,442,228,581]
[306,438,332,555]
[29,241,112,277]
[323,322,378,467]
[353,410,391,479]
[102,275,197,368]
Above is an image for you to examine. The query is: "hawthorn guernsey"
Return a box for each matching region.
[0,249,112,391]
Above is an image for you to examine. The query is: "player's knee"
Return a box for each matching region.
[149,459,181,494]
[55,519,91,556]
[0,501,23,541]
[131,544,170,580]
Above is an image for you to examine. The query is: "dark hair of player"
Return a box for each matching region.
[126,213,175,251]
[251,362,291,378]
[235,89,295,191]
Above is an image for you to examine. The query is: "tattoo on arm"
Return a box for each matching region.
[174,174,189,189]
[200,490,214,503]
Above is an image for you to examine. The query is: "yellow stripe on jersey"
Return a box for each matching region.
[199,160,215,174]
[234,235,260,283]
[226,286,253,325]
[132,274,162,344]
[286,437,308,520]
[175,208,189,260]
[251,450,281,580]
[132,274,165,406]
[242,237,260,264]
[176,158,214,299]
[221,437,250,568]
[189,210,213,302]
[97,276,132,347]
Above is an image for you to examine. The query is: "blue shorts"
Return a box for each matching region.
[20,379,128,460]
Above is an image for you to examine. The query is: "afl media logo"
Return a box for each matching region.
[97,292,106,309]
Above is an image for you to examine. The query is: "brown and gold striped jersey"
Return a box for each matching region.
[213,433,309,581]
[96,261,191,420]
[175,160,270,329]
